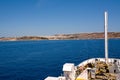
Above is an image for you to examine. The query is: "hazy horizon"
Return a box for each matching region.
[1,31,120,38]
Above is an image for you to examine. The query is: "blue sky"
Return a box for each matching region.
[0,0,120,37]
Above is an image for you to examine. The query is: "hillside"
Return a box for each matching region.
[0,32,120,41]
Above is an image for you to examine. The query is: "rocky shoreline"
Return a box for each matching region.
[0,32,120,41]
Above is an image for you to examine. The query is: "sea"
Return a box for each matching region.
[0,39,120,80]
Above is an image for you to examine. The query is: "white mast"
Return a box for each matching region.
[105,11,108,64]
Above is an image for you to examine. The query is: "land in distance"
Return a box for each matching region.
[0,32,120,41]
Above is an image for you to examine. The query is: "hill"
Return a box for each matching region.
[0,32,120,41]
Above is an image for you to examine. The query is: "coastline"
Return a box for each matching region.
[0,32,120,41]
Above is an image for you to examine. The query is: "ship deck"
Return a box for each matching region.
[76,58,120,80]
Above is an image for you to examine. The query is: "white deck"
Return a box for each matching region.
[44,58,120,80]
[77,58,120,80]
[76,68,88,80]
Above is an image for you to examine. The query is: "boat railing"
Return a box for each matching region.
[78,58,120,67]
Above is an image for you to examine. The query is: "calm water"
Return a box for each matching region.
[0,39,120,80]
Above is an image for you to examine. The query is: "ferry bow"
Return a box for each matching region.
[44,12,120,80]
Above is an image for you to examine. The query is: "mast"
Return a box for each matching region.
[104,11,108,64]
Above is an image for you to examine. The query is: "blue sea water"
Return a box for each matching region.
[0,39,120,80]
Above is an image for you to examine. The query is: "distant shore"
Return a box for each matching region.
[0,32,120,41]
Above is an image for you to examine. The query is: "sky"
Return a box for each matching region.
[0,0,120,37]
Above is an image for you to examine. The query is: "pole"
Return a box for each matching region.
[105,11,108,64]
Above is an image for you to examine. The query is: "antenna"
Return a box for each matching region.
[105,11,108,64]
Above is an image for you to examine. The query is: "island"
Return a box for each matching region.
[0,32,120,41]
